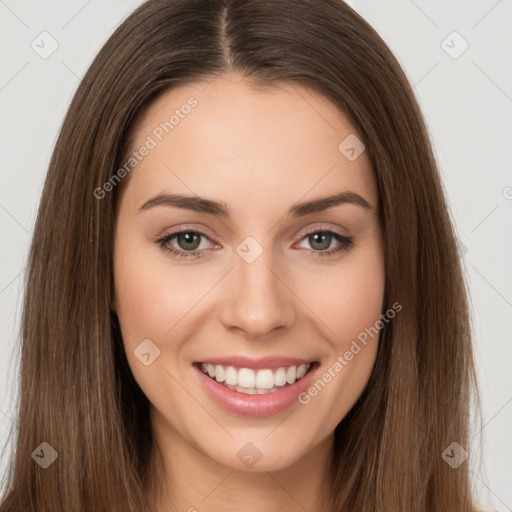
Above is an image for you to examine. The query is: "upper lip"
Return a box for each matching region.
[194,356,317,371]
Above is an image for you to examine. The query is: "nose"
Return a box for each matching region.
[219,246,296,339]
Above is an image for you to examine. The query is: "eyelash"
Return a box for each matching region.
[155,227,354,260]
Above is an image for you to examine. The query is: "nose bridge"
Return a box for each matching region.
[219,236,295,337]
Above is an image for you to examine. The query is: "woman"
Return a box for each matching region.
[0,0,482,510]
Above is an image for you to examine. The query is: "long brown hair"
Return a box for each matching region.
[0,0,481,510]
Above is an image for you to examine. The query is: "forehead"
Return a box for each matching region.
[121,73,378,214]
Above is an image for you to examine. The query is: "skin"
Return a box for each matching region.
[113,72,385,512]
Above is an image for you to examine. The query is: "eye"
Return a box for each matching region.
[155,227,354,260]
[156,230,215,259]
[295,228,354,258]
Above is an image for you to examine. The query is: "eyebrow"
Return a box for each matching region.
[139,191,374,217]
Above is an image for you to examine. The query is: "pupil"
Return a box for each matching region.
[179,232,200,250]
[310,232,331,251]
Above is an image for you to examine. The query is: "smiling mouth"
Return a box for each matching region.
[195,361,319,395]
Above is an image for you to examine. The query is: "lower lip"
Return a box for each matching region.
[193,363,319,417]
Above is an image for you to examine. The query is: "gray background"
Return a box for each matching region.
[1,0,511,509]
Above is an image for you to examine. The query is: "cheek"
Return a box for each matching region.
[302,249,385,349]
[295,250,385,426]
[113,242,192,413]
[113,238,205,342]
[114,251,166,340]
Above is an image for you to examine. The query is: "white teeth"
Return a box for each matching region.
[274,367,287,387]
[236,384,256,394]
[214,365,225,383]
[225,366,238,385]
[286,366,296,384]
[297,364,309,379]
[238,368,256,388]
[199,362,313,391]
[255,369,275,389]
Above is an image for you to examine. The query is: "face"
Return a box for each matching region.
[113,72,385,473]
